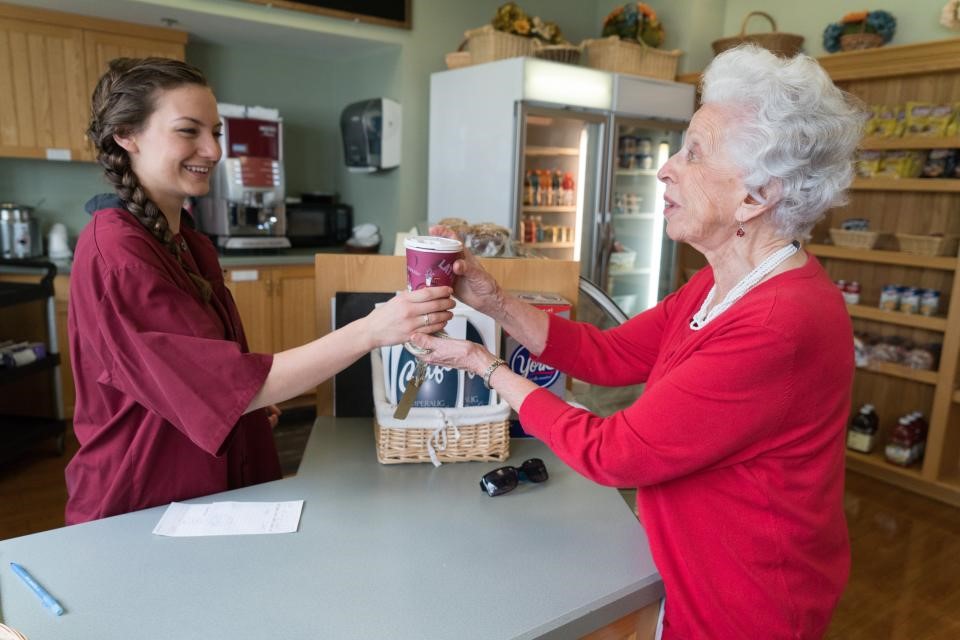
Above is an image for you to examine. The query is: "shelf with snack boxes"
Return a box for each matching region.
[806,244,958,271]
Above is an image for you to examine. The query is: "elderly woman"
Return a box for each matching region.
[413,45,863,639]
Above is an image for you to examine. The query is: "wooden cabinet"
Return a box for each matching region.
[0,1,186,162]
[813,39,960,507]
[223,265,317,355]
[0,17,88,160]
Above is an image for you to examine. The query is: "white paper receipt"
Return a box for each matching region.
[152,500,304,537]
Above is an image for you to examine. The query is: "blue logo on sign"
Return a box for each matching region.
[509,345,560,388]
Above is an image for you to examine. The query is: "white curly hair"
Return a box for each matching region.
[700,45,866,240]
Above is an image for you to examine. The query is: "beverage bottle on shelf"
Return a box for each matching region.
[562,172,575,206]
[535,216,545,242]
[540,170,552,207]
[519,217,527,244]
[552,170,562,207]
[523,171,533,206]
[846,403,879,453]
[530,171,540,206]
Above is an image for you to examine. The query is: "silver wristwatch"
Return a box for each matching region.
[481,358,507,389]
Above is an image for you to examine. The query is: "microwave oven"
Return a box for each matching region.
[285,202,353,247]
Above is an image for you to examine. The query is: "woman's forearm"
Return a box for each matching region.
[491,294,551,356]
[245,318,373,412]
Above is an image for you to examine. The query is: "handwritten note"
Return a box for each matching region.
[152,501,304,537]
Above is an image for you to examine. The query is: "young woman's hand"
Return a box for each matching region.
[429,225,504,318]
[362,286,456,349]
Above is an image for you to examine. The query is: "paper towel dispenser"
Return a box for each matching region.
[340,98,401,173]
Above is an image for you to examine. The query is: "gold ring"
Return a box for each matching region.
[422,313,430,327]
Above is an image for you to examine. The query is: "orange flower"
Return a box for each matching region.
[841,10,869,23]
[514,18,531,35]
[638,2,658,21]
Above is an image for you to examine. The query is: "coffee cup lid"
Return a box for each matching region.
[404,235,462,252]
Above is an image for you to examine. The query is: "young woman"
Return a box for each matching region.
[66,58,453,524]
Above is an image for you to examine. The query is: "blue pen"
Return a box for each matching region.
[9,562,64,616]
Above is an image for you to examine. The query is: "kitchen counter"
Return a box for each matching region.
[0,417,662,639]
[46,247,348,274]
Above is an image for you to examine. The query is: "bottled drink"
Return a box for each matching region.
[846,403,878,453]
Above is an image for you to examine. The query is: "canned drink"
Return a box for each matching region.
[879,284,900,311]
[920,289,940,317]
[899,287,921,314]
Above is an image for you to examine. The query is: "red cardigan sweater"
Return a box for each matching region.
[519,255,852,639]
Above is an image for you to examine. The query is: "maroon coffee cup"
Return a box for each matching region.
[404,235,463,290]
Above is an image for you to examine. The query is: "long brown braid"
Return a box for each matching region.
[87,57,213,303]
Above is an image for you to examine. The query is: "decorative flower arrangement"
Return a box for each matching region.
[941,0,960,29]
[492,2,564,44]
[822,10,896,53]
[601,3,665,48]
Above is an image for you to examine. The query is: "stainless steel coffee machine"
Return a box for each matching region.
[197,105,291,250]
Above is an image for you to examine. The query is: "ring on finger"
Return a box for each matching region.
[422,313,430,327]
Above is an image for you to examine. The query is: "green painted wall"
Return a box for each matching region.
[2,0,956,252]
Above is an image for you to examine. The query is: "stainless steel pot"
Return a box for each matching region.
[0,203,42,259]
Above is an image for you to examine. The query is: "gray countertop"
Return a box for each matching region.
[48,247,345,275]
[0,417,662,639]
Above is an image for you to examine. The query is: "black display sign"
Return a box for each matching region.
[245,0,411,29]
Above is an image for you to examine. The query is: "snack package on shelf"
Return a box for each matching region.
[855,150,883,177]
[872,104,904,137]
[920,149,956,178]
[876,150,924,179]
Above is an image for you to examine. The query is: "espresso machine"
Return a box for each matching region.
[197,105,291,250]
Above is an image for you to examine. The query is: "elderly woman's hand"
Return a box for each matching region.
[408,331,495,377]
[429,224,504,317]
[363,286,455,349]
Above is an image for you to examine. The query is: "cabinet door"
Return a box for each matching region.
[0,18,89,160]
[83,30,184,100]
[223,268,274,355]
[272,266,317,353]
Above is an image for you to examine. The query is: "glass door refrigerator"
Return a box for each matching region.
[513,104,607,265]
[600,118,686,317]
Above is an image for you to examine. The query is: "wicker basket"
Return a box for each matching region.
[582,36,681,81]
[534,44,581,65]
[829,228,882,250]
[840,32,884,52]
[465,25,540,64]
[370,349,510,465]
[895,233,960,257]
[711,11,804,57]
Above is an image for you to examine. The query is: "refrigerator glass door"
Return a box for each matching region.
[514,104,607,269]
[604,118,685,317]
[570,276,644,416]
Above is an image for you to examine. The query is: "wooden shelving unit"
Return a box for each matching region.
[860,135,960,150]
[818,39,960,507]
[846,304,948,332]
[806,244,958,271]
[851,177,960,193]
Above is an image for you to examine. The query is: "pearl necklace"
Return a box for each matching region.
[690,241,800,331]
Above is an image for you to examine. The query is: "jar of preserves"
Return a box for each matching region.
[843,281,861,305]
[846,403,879,453]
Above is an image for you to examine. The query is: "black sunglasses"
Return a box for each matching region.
[479,458,549,497]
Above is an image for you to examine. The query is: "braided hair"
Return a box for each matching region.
[87,57,213,303]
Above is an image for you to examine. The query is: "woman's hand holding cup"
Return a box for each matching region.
[428,225,504,317]
[364,286,456,349]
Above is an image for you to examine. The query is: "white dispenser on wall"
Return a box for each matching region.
[340,98,401,173]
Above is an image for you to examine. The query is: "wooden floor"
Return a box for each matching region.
[2,429,960,638]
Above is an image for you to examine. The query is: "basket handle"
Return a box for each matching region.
[739,11,778,36]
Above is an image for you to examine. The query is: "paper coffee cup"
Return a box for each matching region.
[404,235,463,290]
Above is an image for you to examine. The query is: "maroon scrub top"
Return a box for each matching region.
[65,200,281,524]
